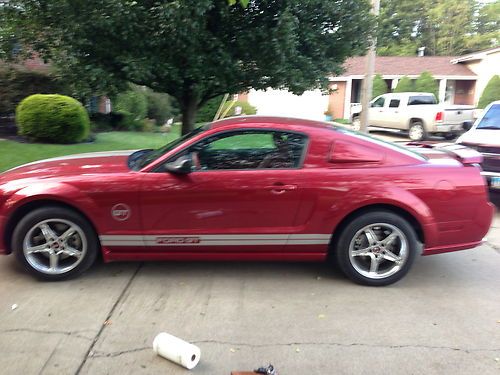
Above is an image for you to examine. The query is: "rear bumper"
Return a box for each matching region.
[430,124,463,134]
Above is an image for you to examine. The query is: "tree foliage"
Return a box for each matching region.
[1,0,373,134]
[372,74,388,99]
[394,76,414,93]
[414,71,438,98]
[113,85,148,131]
[377,0,499,56]
[478,75,500,109]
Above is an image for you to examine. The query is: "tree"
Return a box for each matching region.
[415,71,438,98]
[1,0,373,135]
[377,0,498,56]
[372,74,388,99]
[478,75,500,109]
[394,76,414,93]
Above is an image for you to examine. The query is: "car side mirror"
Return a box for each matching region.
[164,155,193,174]
[462,121,473,131]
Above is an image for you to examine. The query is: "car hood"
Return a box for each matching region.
[457,129,500,147]
[0,150,136,183]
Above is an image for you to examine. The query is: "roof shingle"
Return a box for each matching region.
[341,56,475,77]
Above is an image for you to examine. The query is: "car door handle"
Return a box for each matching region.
[265,184,298,194]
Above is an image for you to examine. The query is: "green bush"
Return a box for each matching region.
[16,94,90,143]
[394,76,414,93]
[113,87,148,131]
[89,112,124,132]
[415,71,438,98]
[372,74,388,99]
[478,75,500,109]
[145,89,178,126]
[0,67,66,115]
[197,96,258,123]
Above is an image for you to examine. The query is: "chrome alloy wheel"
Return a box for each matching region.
[409,124,424,141]
[348,223,409,280]
[23,219,87,275]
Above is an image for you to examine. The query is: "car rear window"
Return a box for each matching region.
[408,95,437,105]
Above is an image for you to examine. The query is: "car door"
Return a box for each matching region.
[384,96,406,129]
[368,95,386,127]
[138,129,308,252]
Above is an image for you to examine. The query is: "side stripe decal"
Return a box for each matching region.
[99,234,331,247]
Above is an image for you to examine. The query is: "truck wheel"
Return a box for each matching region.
[409,121,426,141]
[12,206,98,281]
[334,211,418,286]
[352,116,361,131]
[443,133,456,140]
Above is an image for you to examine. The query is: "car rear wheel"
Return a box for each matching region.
[12,206,98,281]
[334,211,418,286]
[409,121,426,141]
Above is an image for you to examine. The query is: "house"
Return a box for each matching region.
[243,47,499,121]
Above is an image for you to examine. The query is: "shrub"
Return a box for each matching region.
[89,112,124,132]
[0,67,66,115]
[372,74,388,99]
[478,75,500,109]
[221,100,257,117]
[394,76,414,93]
[113,87,148,130]
[196,96,225,123]
[16,94,90,143]
[145,89,178,125]
[415,71,438,98]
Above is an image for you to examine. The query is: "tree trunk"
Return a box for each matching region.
[181,96,198,135]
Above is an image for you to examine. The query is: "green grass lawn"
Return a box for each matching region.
[0,131,179,172]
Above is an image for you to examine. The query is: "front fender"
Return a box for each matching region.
[3,181,102,231]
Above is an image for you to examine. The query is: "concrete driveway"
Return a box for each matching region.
[1,209,499,375]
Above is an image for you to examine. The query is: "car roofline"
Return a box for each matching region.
[209,115,336,130]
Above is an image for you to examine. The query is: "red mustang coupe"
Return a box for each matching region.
[0,117,494,285]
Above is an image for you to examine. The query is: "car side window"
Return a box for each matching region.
[389,99,400,108]
[180,130,307,171]
[372,97,385,108]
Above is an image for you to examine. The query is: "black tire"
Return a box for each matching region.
[334,211,418,286]
[12,206,98,281]
[443,133,456,140]
[408,121,426,141]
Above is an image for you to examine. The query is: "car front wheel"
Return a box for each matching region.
[12,206,98,280]
[334,211,418,286]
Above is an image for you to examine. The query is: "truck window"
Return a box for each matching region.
[389,99,400,108]
[372,97,385,108]
[408,95,437,105]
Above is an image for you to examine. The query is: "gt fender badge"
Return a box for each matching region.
[111,203,131,221]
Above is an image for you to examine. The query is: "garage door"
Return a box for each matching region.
[248,89,329,121]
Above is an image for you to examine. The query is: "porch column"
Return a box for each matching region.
[343,78,352,120]
[438,79,447,103]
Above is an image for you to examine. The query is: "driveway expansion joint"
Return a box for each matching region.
[75,263,143,374]
[0,328,94,341]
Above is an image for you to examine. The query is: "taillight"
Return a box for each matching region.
[435,111,443,122]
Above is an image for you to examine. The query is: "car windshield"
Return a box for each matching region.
[133,125,208,170]
[476,104,500,130]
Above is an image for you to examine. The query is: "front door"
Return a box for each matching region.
[139,129,308,252]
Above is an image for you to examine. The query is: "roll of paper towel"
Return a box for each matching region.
[153,332,201,370]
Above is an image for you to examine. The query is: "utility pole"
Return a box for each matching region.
[359,0,380,133]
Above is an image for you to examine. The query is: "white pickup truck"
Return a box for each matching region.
[350,92,474,141]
